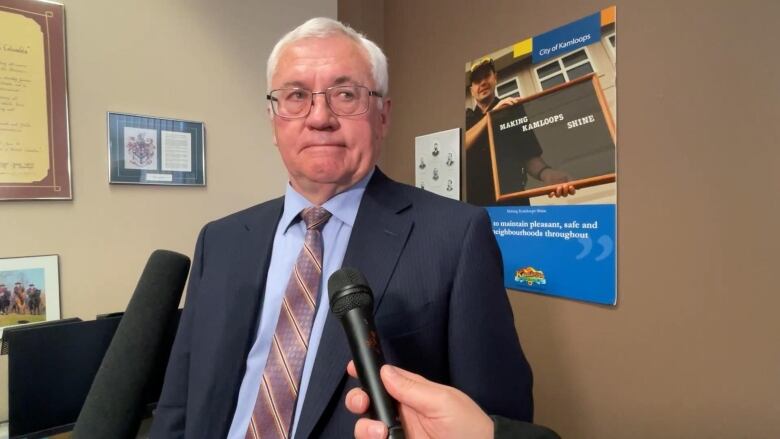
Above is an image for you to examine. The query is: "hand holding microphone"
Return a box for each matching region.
[345,361,494,439]
[328,268,405,439]
[332,269,559,439]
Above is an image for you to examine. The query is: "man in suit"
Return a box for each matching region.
[151,17,533,439]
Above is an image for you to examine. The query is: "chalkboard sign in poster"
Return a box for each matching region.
[486,74,615,203]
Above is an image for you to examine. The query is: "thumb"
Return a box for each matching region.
[380,365,445,415]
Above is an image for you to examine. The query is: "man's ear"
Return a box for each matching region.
[268,106,278,146]
[379,98,392,139]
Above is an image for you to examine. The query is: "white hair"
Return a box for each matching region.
[266,17,389,96]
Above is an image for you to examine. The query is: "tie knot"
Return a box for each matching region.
[301,206,331,230]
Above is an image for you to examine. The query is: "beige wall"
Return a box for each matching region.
[379,0,780,438]
[0,0,336,421]
[338,0,384,50]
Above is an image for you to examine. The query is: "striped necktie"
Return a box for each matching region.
[246,206,331,439]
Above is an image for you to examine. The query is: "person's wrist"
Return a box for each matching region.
[537,165,550,180]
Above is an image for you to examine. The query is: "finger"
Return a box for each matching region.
[346,387,371,415]
[355,418,388,439]
[568,185,576,195]
[381,365,449,414]
[347,360,358,379]
[382,364,428,385]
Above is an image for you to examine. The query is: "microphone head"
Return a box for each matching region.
[328,267,373,318]
[73,249,190,439]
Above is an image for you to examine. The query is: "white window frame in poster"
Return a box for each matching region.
[496,77,522,99]
[533,46,598,92]
[602,31,616,65]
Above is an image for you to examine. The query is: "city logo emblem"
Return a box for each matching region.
[514,266,546,286]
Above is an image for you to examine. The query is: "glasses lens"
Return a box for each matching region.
[327,86,368,116]
[272,89,311,117]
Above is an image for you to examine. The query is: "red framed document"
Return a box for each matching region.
[0,0,71,200]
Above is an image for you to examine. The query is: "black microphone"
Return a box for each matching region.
[329,268,405,439]
[72,250,190,439]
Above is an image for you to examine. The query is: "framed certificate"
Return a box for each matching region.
[107,112,206,186]
[0,0,72,200]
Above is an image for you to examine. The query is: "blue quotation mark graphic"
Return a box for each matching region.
[576,235,613,261]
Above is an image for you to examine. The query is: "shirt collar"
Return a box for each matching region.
[474,95,499,116]
[280,168,374,233]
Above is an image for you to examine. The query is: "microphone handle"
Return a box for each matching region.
[342,308,405,438]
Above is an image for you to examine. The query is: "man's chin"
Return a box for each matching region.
[300,167,353,186]
[478,94,495,106]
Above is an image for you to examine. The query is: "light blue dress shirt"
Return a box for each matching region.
[227,170,373,439]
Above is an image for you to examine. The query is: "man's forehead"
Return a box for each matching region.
[470,68,495,84]
[282,35,361,55]
[279,75,360,88]
[272,36,373,86]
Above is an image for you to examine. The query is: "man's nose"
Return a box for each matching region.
[306,93,338,129]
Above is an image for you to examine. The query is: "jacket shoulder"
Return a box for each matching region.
[202,196,284,232]
[372,171,485,217]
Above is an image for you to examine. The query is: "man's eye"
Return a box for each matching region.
[285,90,308,101]
[335,90,356,100]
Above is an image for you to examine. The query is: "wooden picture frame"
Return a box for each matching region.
[0,0,71,200]
[486,74,616,203]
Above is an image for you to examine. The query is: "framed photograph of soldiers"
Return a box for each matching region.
[0,254,61,336]
[107,112,206,186]
[0,0,72,200]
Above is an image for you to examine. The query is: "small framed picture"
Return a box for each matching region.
[414,128,461,200]
[0,254,61,336]
[107,112,206,185]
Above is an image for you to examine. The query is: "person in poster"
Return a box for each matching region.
[464,58,573,206]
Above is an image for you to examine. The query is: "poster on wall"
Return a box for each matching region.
[464,6,617,305]
[0,0,72,200]
[414,128,460,200]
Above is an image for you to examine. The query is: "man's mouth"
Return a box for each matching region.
[303,143,345,150]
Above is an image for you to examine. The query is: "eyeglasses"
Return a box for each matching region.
[267,85,383,119]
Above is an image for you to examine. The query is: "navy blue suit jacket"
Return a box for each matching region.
[150,169,533,438]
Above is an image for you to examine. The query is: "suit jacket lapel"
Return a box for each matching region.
[211,198,284,437]
[295,170,413,438]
